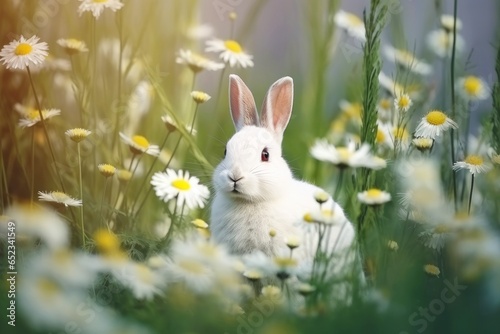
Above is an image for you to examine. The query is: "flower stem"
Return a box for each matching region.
[130,132,171,215]
[450,0,459,212]
[26,66,66,192]
[99,178,109,229]
[334,168,345,200]
[468,173,475,215]
[77,143,85,247]
[30,127,35,206]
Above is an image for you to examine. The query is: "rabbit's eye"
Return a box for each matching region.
[261,148,269,162]
[224,148,227,157]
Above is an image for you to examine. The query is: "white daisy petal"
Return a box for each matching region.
[0,35,48,70]
[151,169,210,210]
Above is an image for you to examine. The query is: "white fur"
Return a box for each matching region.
[210,75,357,274]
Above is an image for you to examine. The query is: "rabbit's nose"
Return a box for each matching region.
[228,174,243,183]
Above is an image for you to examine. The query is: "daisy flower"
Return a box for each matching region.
[205,38,254,68]
[333,10,366,42]
[357,188,391,206]
[453,155,493,175]
[116,169,133,182]
[4,203,69,249]
[150,169,210,210]
[111,262,165,300]
[303,202,347,226]
[310,139,387,170]
[414,110,458,139]
[376,125,393,149]
[377,98,393,123]
[339,100,362,125]
[440,14,462,32]
[176,49,225,73]
[119,132,160,156]
[426,29,465,58]
[412,137,434,152]
[93,229,123,256]
[378,71,419,98]
[38,191,82,207]
[387,240,399,251]
[424,264,441,277]
[77,0,124,19]
[191,218,209,229]
[0,35,48,70]
[162,256,216,293]
[26,249,101,288]
[98,163,116,177]
[419,224,453,251]
[17,274,87,329]
[296,282,316,296]
[191,91,211,104]
[394,93,412,112]
[56,38,88,55]
[284,235,301,250]
[383,45,432,75]
[65,128,91,143]
[18,108,61,128]
[456,76,490,101]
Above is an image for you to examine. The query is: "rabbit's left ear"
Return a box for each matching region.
[261,76,293,144]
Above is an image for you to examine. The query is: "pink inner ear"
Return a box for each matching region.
[229,75,258,130]
[261,77,293,135]
[272,83,293,131]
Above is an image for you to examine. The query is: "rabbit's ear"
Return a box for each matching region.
[261,76,293,144]
[229,74,259,131]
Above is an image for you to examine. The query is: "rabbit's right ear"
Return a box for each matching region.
[229,74,259,131]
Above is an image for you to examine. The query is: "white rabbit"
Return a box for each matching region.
[210,75,357,274]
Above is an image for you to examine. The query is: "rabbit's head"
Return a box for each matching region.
[213,75,295,202]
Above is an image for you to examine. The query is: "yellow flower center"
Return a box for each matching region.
[27,110,42,121]
[273,257,298,268]
[132,135,150,149]
[117,169,132,182]
[92,0,108,3]
[191,219,208,229]
[94,229,121,254]
[98,164,116,177]
[53,249,72,264]
[51,191,70,202]
[38,278,60,298]
[413,138,433,149]
[137,264,153,283]
[463,76,482,96]
[15,43,33,56]
[426,110,447,126]
[379,98,392,110]
[376,129,385,143]
[464,155,483,166]
[303,212,314,223]
[433,224,449,234]
[345,12,364,27]
[366,188,382,198]
[397,49,416,64]
[397,95,411,109]
[224,40,243,53]
[424,264,440,276]
[172,178,191,191]
[178,259,205,274]
[191,91,211,104]
[336,147,351,162]
[342,102,362,120]
[393,127,408,140]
